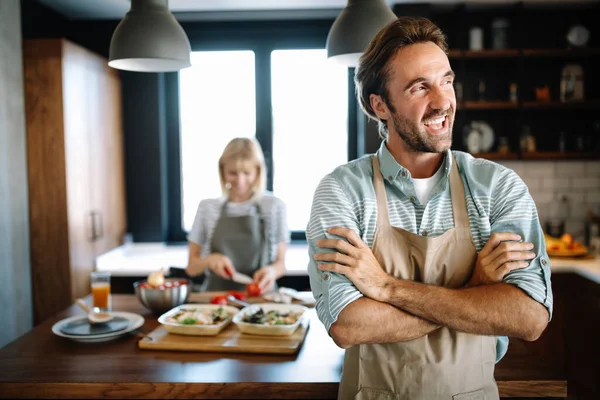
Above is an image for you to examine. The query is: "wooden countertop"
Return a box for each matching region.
[0,294,566,399]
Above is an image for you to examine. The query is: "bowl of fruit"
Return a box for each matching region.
[134,270,191,314]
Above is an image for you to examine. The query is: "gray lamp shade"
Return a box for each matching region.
[326,0,397,67]
[108,0,191,72]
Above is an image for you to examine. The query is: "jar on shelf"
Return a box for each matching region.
[498,137,510,154]
[491,18,510,49]
[560,64,584,102]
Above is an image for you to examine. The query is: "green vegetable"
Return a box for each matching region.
[181,317,198,325]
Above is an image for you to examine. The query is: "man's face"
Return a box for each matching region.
[377,42,456,153]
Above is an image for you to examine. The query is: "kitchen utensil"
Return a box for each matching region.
[134,278,191,314]
[227,295,253,309]
[230,272,253,285]
[75,298,114,324]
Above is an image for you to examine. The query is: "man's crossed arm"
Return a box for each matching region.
[315,228,548,349]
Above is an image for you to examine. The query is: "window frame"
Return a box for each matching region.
[165,20,360,243]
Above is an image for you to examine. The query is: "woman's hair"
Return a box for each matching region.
[354,17,448,139]
[218,137,267,197]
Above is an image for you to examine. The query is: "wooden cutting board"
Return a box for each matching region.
[138,316,310,355]
[187,291,316,307]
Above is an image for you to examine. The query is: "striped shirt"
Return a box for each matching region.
[187,192,290,263]
[307,141,553,362]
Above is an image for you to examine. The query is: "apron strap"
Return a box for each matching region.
[448,154,471,231]
[371,156,390,228]
[373,153,472,234]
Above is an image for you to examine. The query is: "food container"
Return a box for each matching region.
[233,303,308,336]
[158,304,239,336]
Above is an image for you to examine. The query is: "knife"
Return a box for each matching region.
[230,271,253,285]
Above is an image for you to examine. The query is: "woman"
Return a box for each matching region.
[186,137,289,293]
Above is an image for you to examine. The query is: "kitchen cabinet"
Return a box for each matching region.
[23,39,126,325]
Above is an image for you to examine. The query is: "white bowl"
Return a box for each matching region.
[233,303,308,336]
[157,304,239,336]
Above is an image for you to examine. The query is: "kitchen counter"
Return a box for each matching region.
[96,242,311,277]
[0,294,566,399]
[98,242,600,283]
[549,254,600,283]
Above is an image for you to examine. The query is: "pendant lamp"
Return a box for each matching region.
[108,0,191,72]
[326,0,397,67]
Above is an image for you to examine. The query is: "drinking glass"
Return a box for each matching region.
[91,271,111,312]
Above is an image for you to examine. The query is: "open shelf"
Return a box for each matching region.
[522,100,600,109]
[460,101,518,110]
[471,152,519,160]
[521,152,600,160]
[449,48,600,59]
[521,48,600,58]
[471,152,600,161]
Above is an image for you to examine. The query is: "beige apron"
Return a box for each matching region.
[338,155,498,400]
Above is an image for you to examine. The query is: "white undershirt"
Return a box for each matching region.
[412,163,445,205]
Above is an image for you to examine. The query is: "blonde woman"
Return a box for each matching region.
[186,137,289,293]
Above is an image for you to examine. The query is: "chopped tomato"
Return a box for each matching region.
[227,290,247,301]
[210,295,228,305]
[246,282,261,297]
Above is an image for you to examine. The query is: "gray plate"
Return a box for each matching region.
[59,317,130,336]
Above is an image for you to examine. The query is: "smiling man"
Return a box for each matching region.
[306,17,552,400]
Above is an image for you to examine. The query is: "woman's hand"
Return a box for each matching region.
[253,266,277,293]
[205,253,235,279]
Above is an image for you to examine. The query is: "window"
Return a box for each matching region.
[172,28,356,240]
[271,49,349,232]
[179,51,256,231]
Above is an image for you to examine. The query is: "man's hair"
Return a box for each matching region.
[354,17,448,139]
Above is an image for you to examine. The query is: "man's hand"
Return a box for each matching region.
[314,227,391,302]
[205,253,235,279]
[469,232,536,286]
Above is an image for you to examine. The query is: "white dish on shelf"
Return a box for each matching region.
[464,121,495,153]
[51,311,144,343]
[233,303,308,336]
[157,304,239,336]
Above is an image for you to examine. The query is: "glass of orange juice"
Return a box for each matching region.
[91,271,111,312]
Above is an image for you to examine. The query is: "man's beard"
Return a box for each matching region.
[391,110,454,153]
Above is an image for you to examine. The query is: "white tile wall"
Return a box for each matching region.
[499,160,600,242]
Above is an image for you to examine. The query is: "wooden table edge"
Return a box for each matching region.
[0,380,566,399]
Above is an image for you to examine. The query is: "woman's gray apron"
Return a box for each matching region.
[201,201,269,291]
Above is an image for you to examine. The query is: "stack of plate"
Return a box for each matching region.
[51,312,145,343]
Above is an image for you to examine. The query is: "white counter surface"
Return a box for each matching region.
[97,242,600,284]
[96,242,311,277]
[548,255,600,284]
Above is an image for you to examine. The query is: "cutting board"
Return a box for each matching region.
[187,291,316,307]
[138,315,310,355]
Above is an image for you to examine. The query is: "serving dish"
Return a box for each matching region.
[157,304,239,336]
[233,303,308,336]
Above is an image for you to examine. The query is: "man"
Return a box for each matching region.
[306,17,552,399]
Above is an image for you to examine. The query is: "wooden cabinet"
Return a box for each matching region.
[23,39,126,325]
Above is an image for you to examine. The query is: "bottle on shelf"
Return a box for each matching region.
[546,195,570,238]
[520,125,536,153]
[558,132,566,153]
